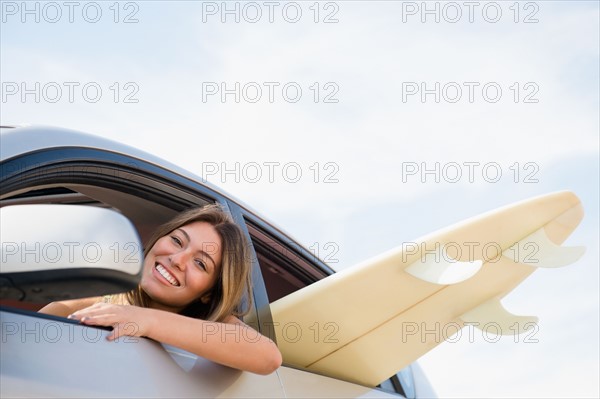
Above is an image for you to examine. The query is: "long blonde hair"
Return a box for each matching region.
[121,204,253,322]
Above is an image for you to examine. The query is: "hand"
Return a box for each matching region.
[67,302,154,341]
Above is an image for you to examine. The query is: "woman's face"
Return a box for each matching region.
[140,221,223,312]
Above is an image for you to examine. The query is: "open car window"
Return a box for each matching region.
[245,218,329,302]
[0,152,217,311]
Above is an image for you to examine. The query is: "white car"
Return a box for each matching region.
[0,125,436,398]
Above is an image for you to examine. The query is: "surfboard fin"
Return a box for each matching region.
[460,297,538,335]
[405,245,483,285]
[503,227,586,268]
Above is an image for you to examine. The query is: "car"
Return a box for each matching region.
[0,125,436,398]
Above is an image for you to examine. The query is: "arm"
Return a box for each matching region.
[69,303,282,375]
[38,296,103,318]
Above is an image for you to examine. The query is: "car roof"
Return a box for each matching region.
[1,124,231,197]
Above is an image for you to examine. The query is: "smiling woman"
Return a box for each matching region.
[39,204,283,376]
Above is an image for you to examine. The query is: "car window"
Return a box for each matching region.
[245,219,329,302]
[378,377,398,394]
[376,367,416,398]
[1,153,222,310]
[0,186,198,311]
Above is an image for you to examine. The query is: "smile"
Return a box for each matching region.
[155,264,180,286]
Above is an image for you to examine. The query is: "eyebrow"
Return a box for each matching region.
[175,228,217,271]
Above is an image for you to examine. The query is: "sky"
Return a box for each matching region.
[1,1,599,397]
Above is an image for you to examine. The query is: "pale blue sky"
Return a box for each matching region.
[1,1,599,397]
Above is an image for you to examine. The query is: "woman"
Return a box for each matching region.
[39,204,282,375]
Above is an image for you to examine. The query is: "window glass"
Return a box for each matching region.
[245,221,323,302]
[396,366,416,398]
[377,378,396,393]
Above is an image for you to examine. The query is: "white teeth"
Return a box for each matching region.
[156,264,180,286]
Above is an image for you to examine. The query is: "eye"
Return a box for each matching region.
[170,236,182,246]
[195,259,207,271]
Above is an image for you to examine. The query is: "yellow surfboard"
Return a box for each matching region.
[270,191,585,387]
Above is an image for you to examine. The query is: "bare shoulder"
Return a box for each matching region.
[38,296,104,318]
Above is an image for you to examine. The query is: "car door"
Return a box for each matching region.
[0,133,285,397]
[2,309,287,398]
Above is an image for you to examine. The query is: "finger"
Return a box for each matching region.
[106,330,117,341]
[107,324,125,341]
[79,316,97,325]
[69,305,116,320]
[79,314,117,327]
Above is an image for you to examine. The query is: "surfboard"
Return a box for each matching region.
[269,191,585,387]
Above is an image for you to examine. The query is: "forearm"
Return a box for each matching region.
[145,310,282,375]
[39,297,101,317]
[70,303,283,374]
[38,302,72,317]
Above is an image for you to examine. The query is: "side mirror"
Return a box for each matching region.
[0,204,143,303]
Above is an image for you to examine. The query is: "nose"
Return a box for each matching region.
[169,250,188,271]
